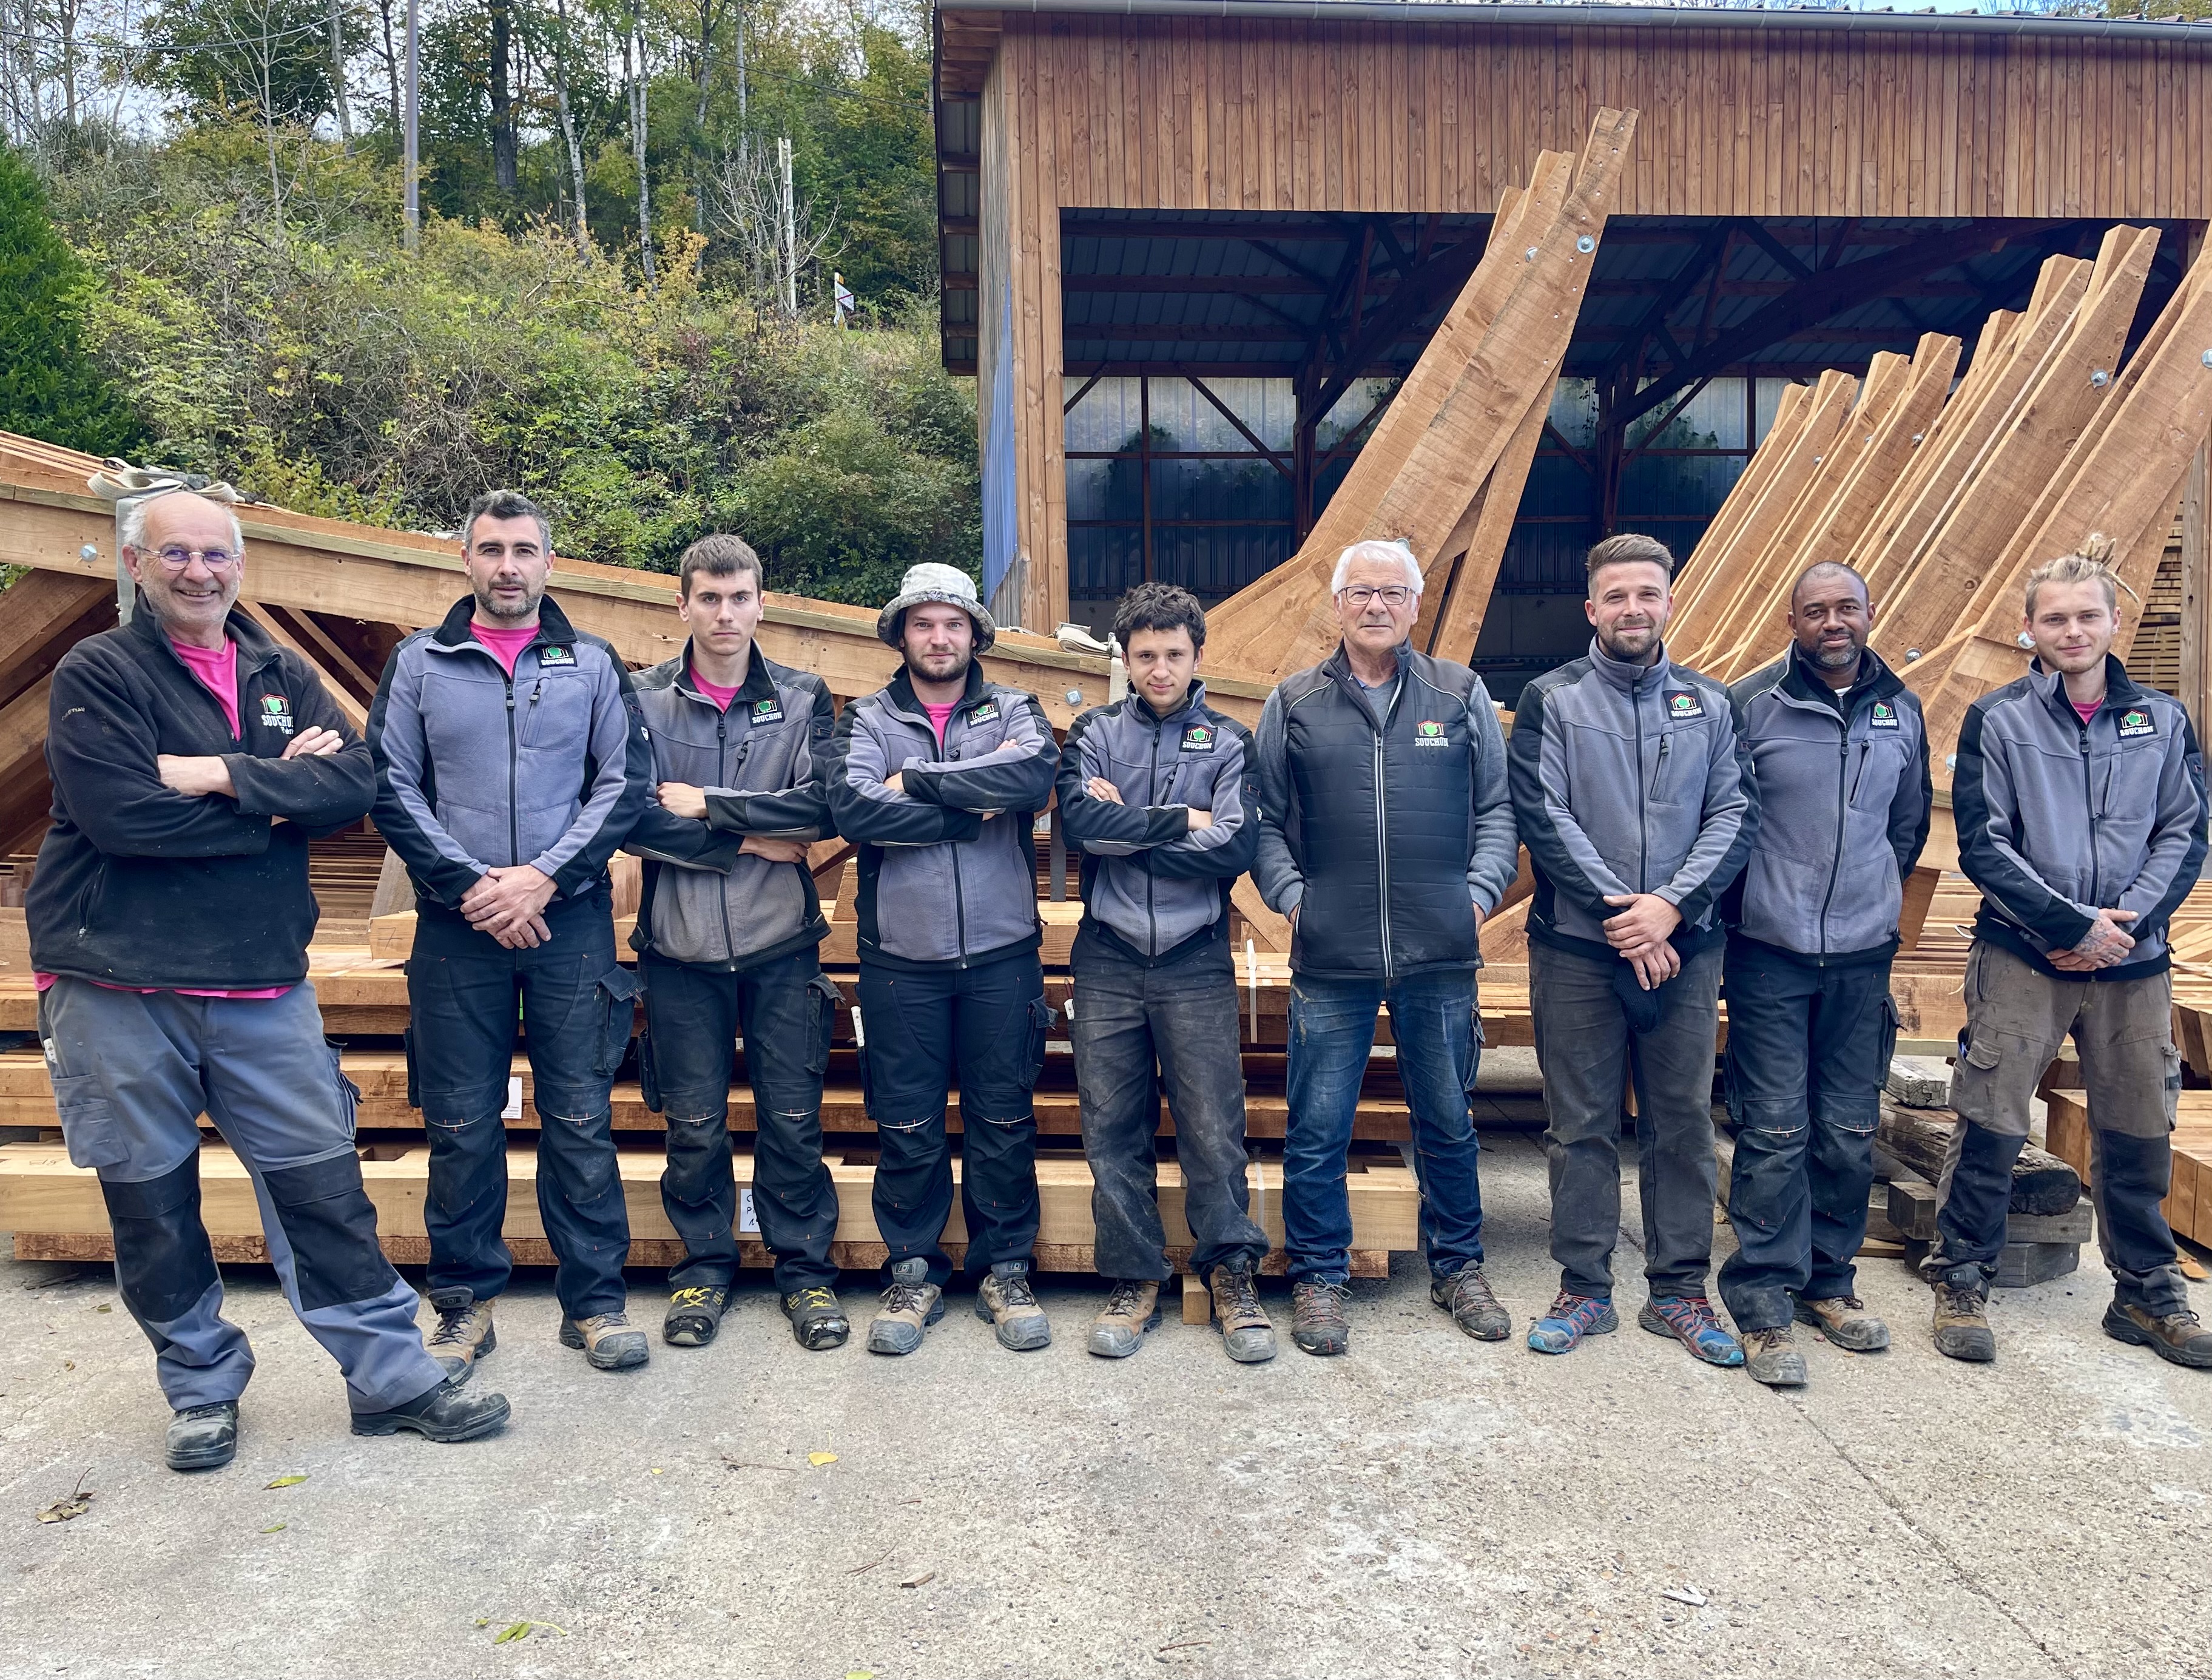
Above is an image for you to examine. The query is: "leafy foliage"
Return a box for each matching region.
[0,142,137,456]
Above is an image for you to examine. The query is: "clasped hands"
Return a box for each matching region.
[2049,907,2137,972]
[1603,892,1682,991]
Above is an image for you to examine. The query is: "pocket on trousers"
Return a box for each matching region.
[402,1027,421,1110]
[635,1025,664,1113]
[50,1072,129,1170]
[593,965,647,1079]
[806,974,843,1080]
[326,1039,362,1140]
[1879,994,1902,1075]
[1963,1036,2001,1071]
[1023,996,1056,1088]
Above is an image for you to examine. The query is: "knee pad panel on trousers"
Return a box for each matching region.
[263,1153,403,1311]
[100,1159,220,1324]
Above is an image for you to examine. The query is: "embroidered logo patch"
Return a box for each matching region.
[967,699,1000,726]
[1414,719,1451,746]
[2119,707,2157,739]
[1180,723,1215,752]
[1869,700,1900,729]
[257,693,294,733]
[1664,689,1705,721]
[750,697,784,724]
[537,645,577,667]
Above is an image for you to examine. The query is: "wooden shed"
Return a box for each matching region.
[931,0,2212,687]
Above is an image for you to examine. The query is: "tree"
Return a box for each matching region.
[0,142,137,454]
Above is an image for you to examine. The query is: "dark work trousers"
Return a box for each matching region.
[406,893,639,1321]
[1068,931,1269,1282]
[856,948,1049,1287]
[1935,940,2188,1314]
[1529,939,1724,1302]
[38,978,445,1414]
[1716,942,1898,1332]
[640,948,843,1295]
[1283,967,1486,1286]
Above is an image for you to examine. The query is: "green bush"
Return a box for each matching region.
[0,143,138,456]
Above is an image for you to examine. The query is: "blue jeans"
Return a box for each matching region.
[406,896,640,1321]
[1283,968,1485,1285]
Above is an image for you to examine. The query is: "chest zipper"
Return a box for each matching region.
[1147,712,1166,956]
[2080,721,2100,906]
[1815,730,1850,965]
[1648,734,1672,798]
[715,710,737,963]
[1374,689,1396,985]
[946,717,969,967]
[1633,672,1648,893]
[504,675,519,868]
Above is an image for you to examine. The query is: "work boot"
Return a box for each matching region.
[424,1287,496,1383]
[1289,1280,1351,1357]
[975,1260,1053,1351]
[1793,1294,1890,1352]
[663,1284,729,1348]
[1208,1261,1276,1363]
[1740,1326,1809,1388]
[1930,1278,1995,1363]
[867,1258,944,1356]
[1638,1296,1746,1368]
[351,1377,512,1442]
[1431,1266,1511,1341]
[1527,1291,1618,1355]
[165,1400,238,1472]
[2102,1301,2212,1370]
[559,1311,650,1371]
[1087,1280,1162,1358]
[783,1285,851,1351]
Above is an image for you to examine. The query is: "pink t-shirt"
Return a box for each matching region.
[170,636,240,740]
[2073,699,2101,726]
[922,701,957,743]
[692,672,740,712]
[470,621,541,676]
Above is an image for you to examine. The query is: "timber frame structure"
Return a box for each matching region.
[932,0,2212,636]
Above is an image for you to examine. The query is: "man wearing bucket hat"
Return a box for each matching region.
[824,563,1061,1356]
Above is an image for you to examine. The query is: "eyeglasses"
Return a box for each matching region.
[1338,585,1412,608]
[149,546,241,573]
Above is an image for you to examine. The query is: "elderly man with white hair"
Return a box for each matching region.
[1251,538,1521,1356]
[29,488,511,1471]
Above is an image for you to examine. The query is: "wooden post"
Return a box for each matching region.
[2181,224,2211,732]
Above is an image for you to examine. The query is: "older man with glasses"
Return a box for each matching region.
[27,490,510,1471]
[1252,539,1522,1356]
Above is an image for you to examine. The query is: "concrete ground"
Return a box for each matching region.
[2,1132,2209,1680]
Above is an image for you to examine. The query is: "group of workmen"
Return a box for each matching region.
[27,484,2212,1474]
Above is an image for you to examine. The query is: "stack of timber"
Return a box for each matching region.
[2038,1063,2212,1253]
[1876,1097,2091,1288]
[1199,108,1642,683]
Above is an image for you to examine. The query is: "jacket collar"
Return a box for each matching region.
[430,592,580,650]
[2026,652,2143,726]
[1778,642,1905,712]
[125,599,285,678]
[1587,636,1671,693]
[1128,678,1209,729]
[884,658,988,724]
[676,639,778,710]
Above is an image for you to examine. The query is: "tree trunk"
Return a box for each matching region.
[328,0,353,147]
[548,0,590,252]
[488,0,516,192]
[631,16,655,286]
[376,0,402,131]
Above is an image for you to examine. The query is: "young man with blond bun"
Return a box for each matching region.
[1252,539,1522,1358]
[625,535,848,1352]
[1509,533,1756,1367]
[1057,582,1273,1363]
[1936,539,2210,1369]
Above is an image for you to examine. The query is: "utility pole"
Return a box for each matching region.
[403,0,420,251]
[778,133,795,315]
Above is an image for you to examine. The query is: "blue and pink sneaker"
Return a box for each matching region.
[1527,1291,1619,1354]
[1638,1295,1745,1367]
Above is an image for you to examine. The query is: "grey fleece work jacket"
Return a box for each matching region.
[824,662,1059,970]
[1955,655,2207,980]
[1508,638,1756,960]
[1251,643,1520,982]
[625,644,834,972]
[368,595,652,911]
[1725,646,1931,965]
[1055,681,1259,963]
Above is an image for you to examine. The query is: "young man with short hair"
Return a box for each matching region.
[625,535,849,1351]
[1936,539,2210,1368]
[1509,533,1756,1366]
[31,489,508,1470]
[369,489,655,1377]
[1057,582,1273,1361]
[1721,561,1930,1386]
[824,564,1060,1356]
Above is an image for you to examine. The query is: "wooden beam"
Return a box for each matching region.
[0,573,113,709]
[238,603,371,731]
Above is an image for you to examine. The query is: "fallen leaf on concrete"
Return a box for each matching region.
[808,1451,838,1467]
[845,1670,875,1679]
[34,1476,93,1525]
[2178,1250,2209,1282]
[491,1620,568,1644]
[899,1571,935,1590]
[61,1361,73,1371]
[260,1524,286,1534]
[650,1468,664,1476]
[93,1304,111,1314]
[1662,1587,1708,1608]
[265,1475,308,1489]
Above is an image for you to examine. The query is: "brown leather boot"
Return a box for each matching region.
[2102,1301,2212,1369]
[1086,1280,1161,1358]
[1208,1261,1276,1363]
[1741,1326,1809,1388]
[1290,1280,1350,1356]
[559,1311,650,1371]
[1930,1280,1995,1363]
[974,1261,1053,1351]
[1793,1294,1890,1352]
[425,1289,497,1382]
[867,1258,945,1356]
